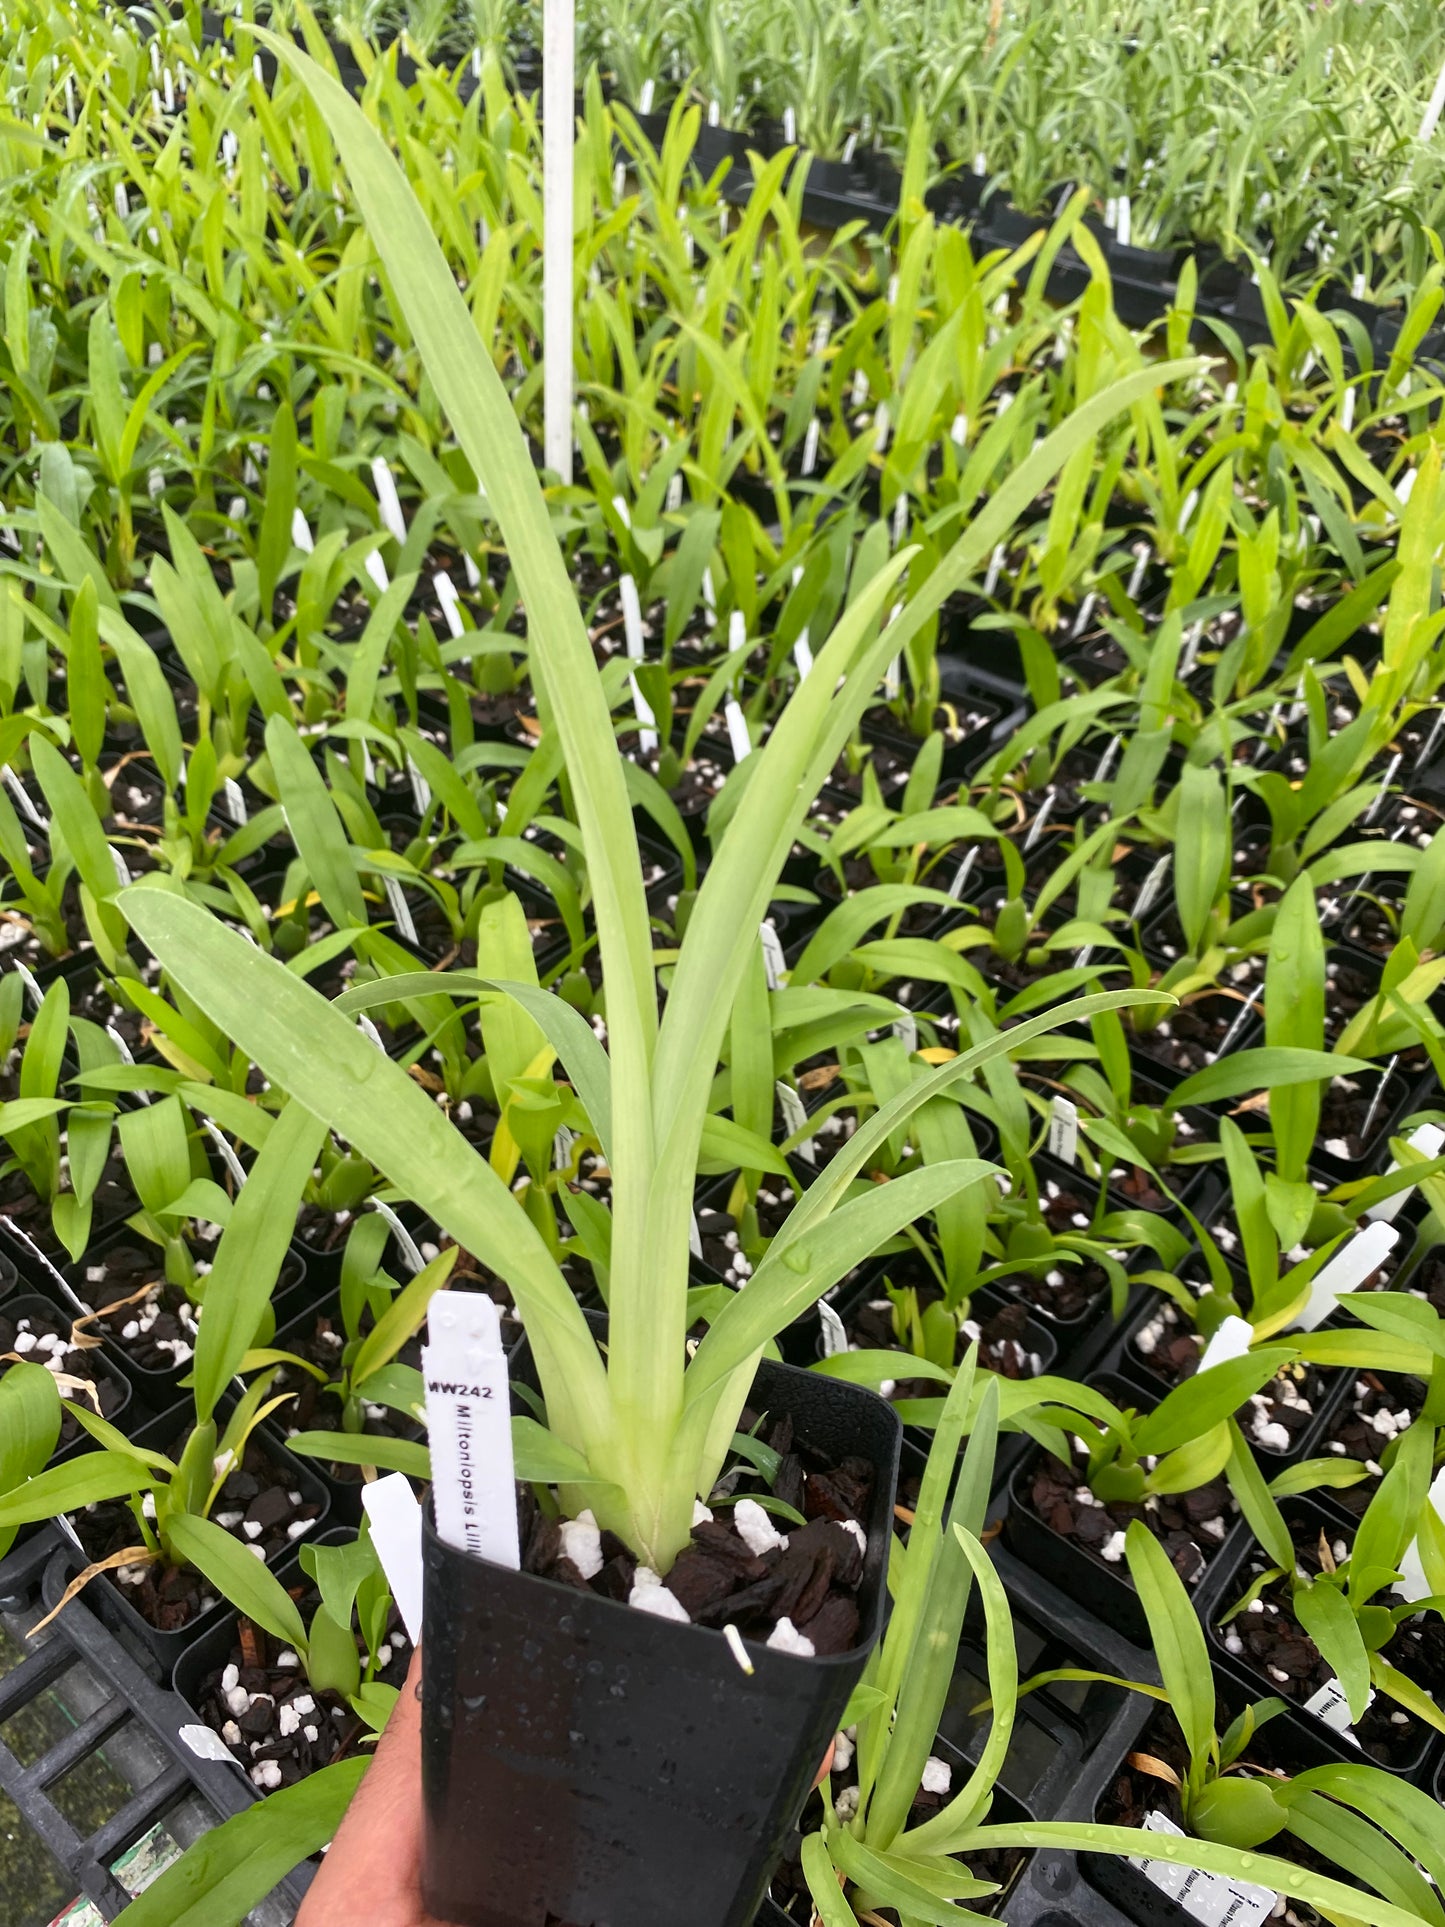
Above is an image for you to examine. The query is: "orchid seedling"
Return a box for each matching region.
[0,1099,329,1618]
[1215,1412,1445,1740]
[114,28,1191,1576]
[1009,1520,1445,1888]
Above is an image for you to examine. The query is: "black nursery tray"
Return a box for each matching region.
[0,1526,311,1924]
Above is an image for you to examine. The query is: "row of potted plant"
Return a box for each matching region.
[1,18,1445,1927]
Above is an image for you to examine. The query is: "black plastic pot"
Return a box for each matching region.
[1003,1373,1244,1642]
[61,1399,331,1675]
[1206,1497,1440,1783]
[1,1292,133,1459]
[420,1356,901,1927]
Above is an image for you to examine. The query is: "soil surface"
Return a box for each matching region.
[1129,992,1259,1076]
[1319,1370,1427,1515]
[73,1244,215,1375]
[0,1302,127,1447]
[1024,1446,1234,1587]
[273,1306,424,1485]
[524,1408,874,1655]
[1131,1304,1324,1456]
[848,1289,1050,1387]
[998,1254,1111,1324]
[187,1599,410,1790]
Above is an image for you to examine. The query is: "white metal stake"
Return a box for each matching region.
[542,0,576,484]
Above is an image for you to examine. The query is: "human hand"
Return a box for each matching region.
[296,1648,836,1927]
[296,1646,452,1927]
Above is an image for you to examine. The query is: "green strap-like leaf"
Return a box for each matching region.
[113,1758,368,1927]
[118,887,610,1463]
[166,1513,309,1657]
[192,1102,329,1425]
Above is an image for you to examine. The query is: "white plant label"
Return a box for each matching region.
[3,767,51,834]
[883,654,902,701]
[201,1120,248,1191]
[290,508,314,554]
[818,1300,849,1358]
[13,960,44,1011]
[619,574,646,659]
[1367,1123,1445,1222]
[356,1013,387,1053]
[362,1473,424,1643]
[382,876,419,946]
[433,571,467,641]
[1133,1812,1276,1927]
[370,457,407,543]
[893,1008,918,1055]
[724,698,752,763]
[801,418,820,476]
[369,1198,426,1275]
[630,675,659,754]
[222,778,247,825]
[1023,790,1056,853]
[728,609,747,657]
[423,1293,519,1571]
[106,1024,138,1073]
[1197,1315,1254,1374]
[109,845,132,888]
[1303,1676,1370,1744]
[947,845,980,901]
[1292,1221,1399,1331]
[760,921,787,991]
[793,631,814,680]
[776,1081,815,1163]
[1048,1096,1079,1166]
[179,1723,240,1765]
[1395,1465,1445,1601]
[689,1210,703,1261]
[407,757,432,815]
[1133,854,1171,922]
[552,1125,579,1173]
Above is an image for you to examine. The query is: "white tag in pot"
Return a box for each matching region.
[759,921,787,990]
[1366,1123,1445,1222]
[371,457,407,543]
[362,1473,425,1643]
[724,698,752,764]
[1394,1464,1445,1602]
[382,876,419,946]
[775,1081,815,1163]
[1196,1316,1254,1374]
[1291,1221,1399,1332]
[818,1300,849,1358]
[1303,1675,1370,1745]
[179,1723,242,1765]
[423,1293,519,1571]
[1132,1811,1276,1927]
[619,573,646,660]
[1048,1096,1078,1166]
